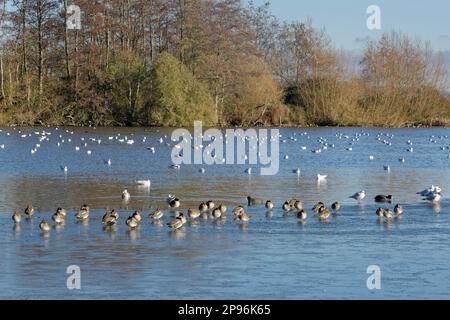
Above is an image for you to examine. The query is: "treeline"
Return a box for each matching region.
[0,0,448,127]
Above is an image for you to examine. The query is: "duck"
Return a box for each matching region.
[102,211,117,226]
[167,217,184,230]
[294,200,304,211]
[374,195,393,203]
[236,212,251,222]
[149,208,163,220]
[312,202,325,213]
[212,207,222,219]
[218,204,227,214]
[232,206,245,216]
[12,211,22,223]
[331,201,341,212]
[174,212,187,225]
[199,202,209,212]
[297,210,308,220]
[318,207,330,220]
[187,208,201,219]
[376,208,385,218]
[247,196,263,206]
[169,198,181,209]
[350,191,366,201]
[132,211,142,222]
[126,216,139,229]
[55,207,67,217]
[288,198,299,208]
[75,204,89,220]
[122,189,131,201]
[39,220,51,232]
[317,174,328,182]
[52,211,65,224]
[383,209,395,220]
[24,204,34,217]
[282,201,291,212]
[265,200,274,210]
[394,204,403,215]
[206,201,215,210]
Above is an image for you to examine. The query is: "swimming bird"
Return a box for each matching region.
[317,174,328,182]
[132,211,142,222]
[169,198,181,209]
[318,207,330,220]
[55,207,67,217]
[265,200,274,210]
[24,204,34,217]
[149,208,163,220]
[52,211,65,224]
[245,168,252,175]
[167,217,184,230]
[297,210,307,220]
[350,191,366,201]
[423,192,441,203]
[102,211,117,226]
[376,208,385,218]
[104,159,112,166]
[331,201,341,212]
[383,165,391,172]
[174,212,187,225]
[12,211,22,223]
[312,202,325,213]
[237,212,251,222]
[293,200,304,211]
[374,195,393,203]
[199,202,208,212]
[394,204,403,215]
[126,216,139,229]
[212,207,222,219]
[293,168,301,175]
[247,196,263,206]
[282,201,291,212]
[206,201,215,210]
[75,205,89,220]
[383,209,395,220]
[417,186,442,196]
[232,206,245,216]
[288,198,299,208]
[218,204,227,214]
[39,220,51,232]
[122,189,131,201]
[187,208,201,219]
[136,180,151,187]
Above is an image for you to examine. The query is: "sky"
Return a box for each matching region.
[248,0,450,52]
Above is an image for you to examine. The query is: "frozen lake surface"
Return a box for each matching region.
[0,126,449,299]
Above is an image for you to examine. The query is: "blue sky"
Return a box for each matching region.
[248,0,450,51]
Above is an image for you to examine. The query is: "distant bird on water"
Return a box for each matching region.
[247,196,263,206]
[350,191,366,201]
[122,189,131,201]
[374,195,393,203]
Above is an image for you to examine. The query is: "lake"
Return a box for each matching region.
[0,126,449,299]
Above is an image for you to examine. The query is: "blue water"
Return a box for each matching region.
[0,126,449,299]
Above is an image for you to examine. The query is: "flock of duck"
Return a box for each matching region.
[9,183,443,234]
[1,126,448,236]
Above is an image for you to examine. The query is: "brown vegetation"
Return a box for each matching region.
[0,1,448,127]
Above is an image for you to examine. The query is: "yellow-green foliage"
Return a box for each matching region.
[107,51,150,125]
[149,53,217,127]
